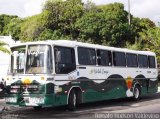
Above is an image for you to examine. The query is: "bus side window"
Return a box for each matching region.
[97,49,112,66]
[54,46,76,74]
[138,55,148,68]
[148,56,156,68]
[126,53,138,67]
[113,52,126,67]
[78,47,96,65]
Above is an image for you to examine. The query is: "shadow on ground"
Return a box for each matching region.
[0,92,160,119]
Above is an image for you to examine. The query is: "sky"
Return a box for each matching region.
[0,0,160,24]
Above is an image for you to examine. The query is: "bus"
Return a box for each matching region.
[5,40,158,110]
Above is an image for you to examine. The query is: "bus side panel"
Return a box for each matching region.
[82,85,127,103]
[77,75,128,103]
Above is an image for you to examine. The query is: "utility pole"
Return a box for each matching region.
[128,0,131,25]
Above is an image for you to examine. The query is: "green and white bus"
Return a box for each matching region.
[5,40,158,110]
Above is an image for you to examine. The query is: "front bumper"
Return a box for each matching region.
[5,94,55,107]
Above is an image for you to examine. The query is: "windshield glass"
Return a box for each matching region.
[10,46,26,74]
[26,45,53,74]
[10,45,53,74]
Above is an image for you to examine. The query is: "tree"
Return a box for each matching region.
[0,41,10,54]
[4,18,23,41]
[75,9,105,44]
[99,3,130,46]
[39,29,66,40]
[1,0,157,62]
[0,14,17,35]
[139,18,156,29]
[76,3,130,46]
[128,17,156,44]
[125,39,143,50]
[20,11,49,42]
[139,27,160,59]
[43,0,84,39]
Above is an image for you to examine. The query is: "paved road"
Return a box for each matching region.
[0,93,160,119]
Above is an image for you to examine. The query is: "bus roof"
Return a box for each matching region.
[10,40,156,56]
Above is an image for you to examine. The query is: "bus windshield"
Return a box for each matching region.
[10,45,53,74]
[11,46,26,74]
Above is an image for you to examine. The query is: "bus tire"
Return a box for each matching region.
[68,89,77,111]
[133,85,141,101]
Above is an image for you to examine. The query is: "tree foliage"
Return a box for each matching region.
[0,41,10,54]
[139,27,160,62]
[20,11,49,42]
[0,14,17,35]
[43,0,85,39]
[4,17,23,40]
[0,0,160,62]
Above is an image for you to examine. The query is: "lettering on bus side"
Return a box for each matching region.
[90,68,108,75]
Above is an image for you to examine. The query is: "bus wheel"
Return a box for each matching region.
[68,89,77,111]
[33,106,42,110]
[133,85,141,101]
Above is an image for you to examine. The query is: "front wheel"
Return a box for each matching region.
[68,89,77,111]
[133,85,141,101]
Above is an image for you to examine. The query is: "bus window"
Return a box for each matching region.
[78,47,96,65]
[11,46,26,74]
[148,56,156,68]
[126,53,138,67]
[26,45,53,74]
[97,50,112,66]
[113,52,126,67]
[54,46,76,74]
[138,55,148,68]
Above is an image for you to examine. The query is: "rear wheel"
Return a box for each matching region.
[68,89,77,111]
[133,85,141,101]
